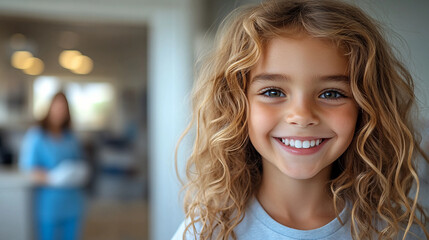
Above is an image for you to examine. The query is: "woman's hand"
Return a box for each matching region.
[32,169,48,185]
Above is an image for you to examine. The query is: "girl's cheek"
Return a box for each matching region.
[249,103,283,143]
[250,102,278,124]
[325,104,358,132]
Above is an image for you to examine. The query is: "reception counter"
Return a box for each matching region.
[0,170,33,240]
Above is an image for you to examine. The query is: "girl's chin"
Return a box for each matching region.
[276,162,332,181]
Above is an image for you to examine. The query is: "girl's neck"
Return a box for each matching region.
[257,162,340,230]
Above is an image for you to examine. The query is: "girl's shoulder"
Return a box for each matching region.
[374,213,427,239]
[171,220,186,240]
[398,223,427,240]
[172,219,202,240]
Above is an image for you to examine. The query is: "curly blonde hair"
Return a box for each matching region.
[176,0,429,239]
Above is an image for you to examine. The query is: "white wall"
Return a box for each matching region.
[146,5,195,240]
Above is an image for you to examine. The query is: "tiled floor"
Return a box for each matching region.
[82,199,149,240]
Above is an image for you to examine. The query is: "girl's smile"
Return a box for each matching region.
[247,33,359,180]
[274,136,329,155]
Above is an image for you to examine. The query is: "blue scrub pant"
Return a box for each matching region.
[37,217,83,240]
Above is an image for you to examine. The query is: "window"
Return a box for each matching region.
[33,76,115,130]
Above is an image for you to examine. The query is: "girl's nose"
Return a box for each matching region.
[284,98,319,127]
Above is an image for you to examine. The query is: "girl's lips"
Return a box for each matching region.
[274,137,330,155]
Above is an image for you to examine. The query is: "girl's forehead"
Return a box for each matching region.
[262,30,340,52]
[251,34,348,76]
[260,28,342,53]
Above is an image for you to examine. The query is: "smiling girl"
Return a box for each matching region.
[173,0,428,239]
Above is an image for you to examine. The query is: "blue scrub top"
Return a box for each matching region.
[20,126,86,221]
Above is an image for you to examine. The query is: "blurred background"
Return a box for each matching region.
[0,0,427,240]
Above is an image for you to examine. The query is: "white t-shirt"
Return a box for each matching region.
[172,198,426,240]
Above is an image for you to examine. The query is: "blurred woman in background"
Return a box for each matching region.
[20,92,88,240]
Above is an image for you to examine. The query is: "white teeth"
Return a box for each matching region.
[302,141,310,149]
[295,140,302,148]
[279,138,323,149]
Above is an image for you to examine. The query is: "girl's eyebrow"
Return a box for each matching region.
[251,73,289,83]
[251,73,350,83]
[318,75,350,83]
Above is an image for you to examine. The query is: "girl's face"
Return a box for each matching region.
[247,34,359,180]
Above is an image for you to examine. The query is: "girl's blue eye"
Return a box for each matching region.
[262,89,285,98]
[320,90,345,99]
